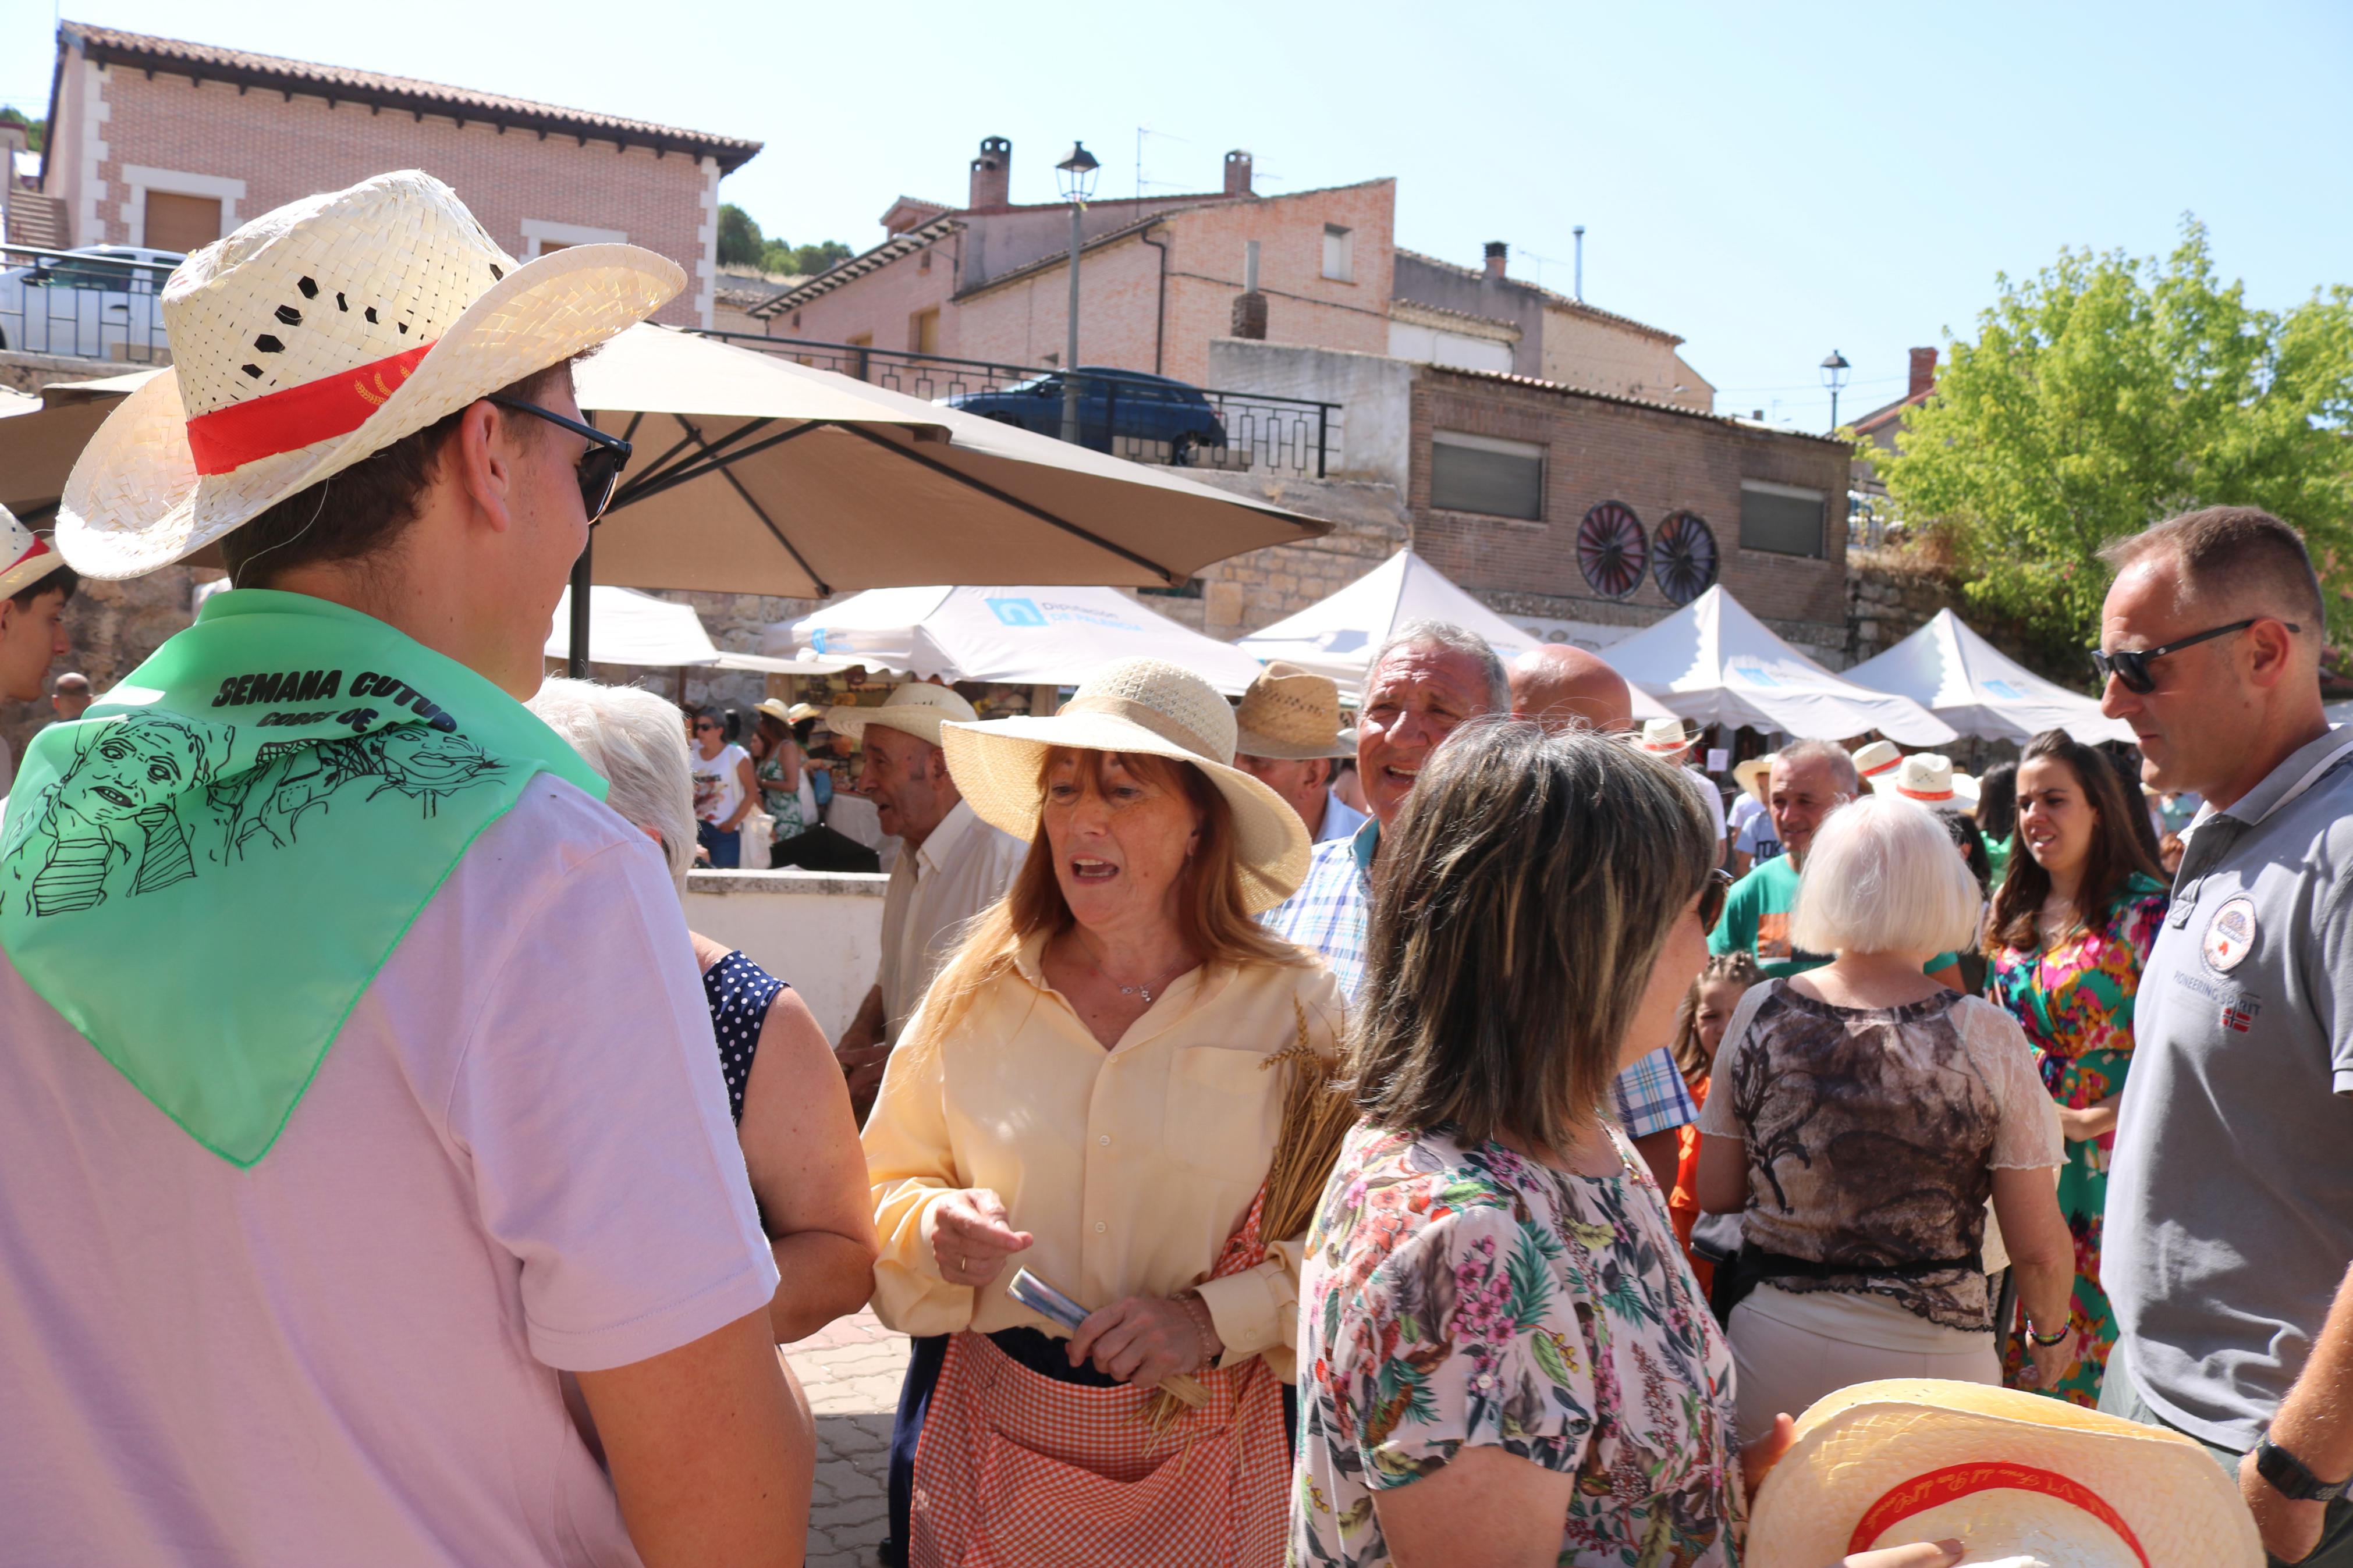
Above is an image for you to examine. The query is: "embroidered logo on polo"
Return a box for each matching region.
[2202,895,2257,973]
[2221,994,2263,1033]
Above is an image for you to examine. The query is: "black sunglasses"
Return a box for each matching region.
[485,396,632,522]
[2091,617,2298,695]
[1699,867,1733,934]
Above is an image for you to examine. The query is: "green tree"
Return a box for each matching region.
[716,202,765,268]
[759,239,851,277]
[1875,219,2353,652]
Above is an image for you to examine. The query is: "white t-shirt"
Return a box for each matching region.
[0,777,778,1565]
[691,741,750,825]
[1683,765,1727,844]
[876,798,1028,1039]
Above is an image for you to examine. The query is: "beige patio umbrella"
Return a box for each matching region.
[573,325,1327,602]
[0,370,158,520]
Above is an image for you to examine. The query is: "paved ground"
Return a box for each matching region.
[785,1309,910,1568]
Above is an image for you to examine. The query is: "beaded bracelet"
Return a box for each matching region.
[1176,1292,1219,1372]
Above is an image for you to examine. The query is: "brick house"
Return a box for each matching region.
[29,23,760,328]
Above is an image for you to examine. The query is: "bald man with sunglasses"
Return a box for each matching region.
[2093,507,2353,1567]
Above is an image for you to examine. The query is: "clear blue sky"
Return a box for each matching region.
[6,0,2348,430]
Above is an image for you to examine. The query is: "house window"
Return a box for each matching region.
[143,191,221,253]
[1429,430,1544,521]
[1322,224,1354,283]
[520,218,629,259]
[1740,480,1826,557]
[910,308,941,355]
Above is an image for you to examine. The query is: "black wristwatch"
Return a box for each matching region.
[2255,1433,2353,1503]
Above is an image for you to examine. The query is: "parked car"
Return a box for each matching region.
[942,367,1227,461]
[0,244,182,360]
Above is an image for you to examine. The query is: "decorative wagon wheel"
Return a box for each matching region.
[1577,502,1648,599]
[1652,510,1720,605]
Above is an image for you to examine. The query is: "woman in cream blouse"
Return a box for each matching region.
[862,657,1340,1568]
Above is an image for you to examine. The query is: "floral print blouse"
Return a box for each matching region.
[1290,1123,1742,1568]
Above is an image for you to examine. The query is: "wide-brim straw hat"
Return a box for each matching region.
[829,681,979,749]
[1233,660,1353,760]
[59,170,683,579]
[1637,717,1694,755]
[1732,753,1776,795]
[0,502,66,598]
[1747,1379,2260,1568]
[1871,752,1981,808]
[940,656,1311,913]
[1851,738,1905,781]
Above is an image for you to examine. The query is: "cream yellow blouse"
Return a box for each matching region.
[862,931,1344,1382]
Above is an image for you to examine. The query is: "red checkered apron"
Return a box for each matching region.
[909,1194,1289,1568]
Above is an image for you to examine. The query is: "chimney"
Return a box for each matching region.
[1908,346,1937,400]
[1484,241,1507,280]
[1223,150,1254,198]
[968,136,1012,209]
[1231,239,1267,339]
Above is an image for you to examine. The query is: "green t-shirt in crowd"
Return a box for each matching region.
[1708,854,1960,980]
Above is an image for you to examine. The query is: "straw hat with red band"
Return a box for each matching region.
[0,503,67,599]
[58,169,683,581]
[1871,752,1981,808]
[1746,1379,2259,1568]
[1851,739,1904,781]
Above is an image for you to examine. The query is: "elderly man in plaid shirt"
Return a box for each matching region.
[1264,620,1698,1190]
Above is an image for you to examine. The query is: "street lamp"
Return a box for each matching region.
[1820,349,1851,434]
[1055,141,1101,444]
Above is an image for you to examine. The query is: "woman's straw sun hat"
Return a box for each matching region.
[941,657,1312,913]
[59,169,683,579]
[1747,1379,2260,1568]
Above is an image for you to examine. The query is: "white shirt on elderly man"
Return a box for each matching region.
[876,797,1028,1041]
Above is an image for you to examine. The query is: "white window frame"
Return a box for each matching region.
[520,218,629,259]
[119,166,245,248]
[1322,223,1354,283]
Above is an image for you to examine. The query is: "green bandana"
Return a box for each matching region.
[0,589,606,1167]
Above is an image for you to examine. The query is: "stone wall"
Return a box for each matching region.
[1139,471,1410,641]
[1845,548,2089,688]
[2,564,210,769]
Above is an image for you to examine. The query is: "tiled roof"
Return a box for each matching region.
[1852,387,1929,436]
[714,270,805,310]
[949,212,1172,301]
[1419,361,1850,447]
[58,23,762,172]
[748,215,964,318]
[1390,297,1522,339]
[1394,247,1681,343]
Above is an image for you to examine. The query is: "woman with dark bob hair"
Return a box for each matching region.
[1291,721,1949,1568]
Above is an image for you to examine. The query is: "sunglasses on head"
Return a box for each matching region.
[2090,617,2297,695]
[1699,867,1733,934]
[485,395,633,523]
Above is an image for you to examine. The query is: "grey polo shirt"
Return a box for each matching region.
[2106,724,2353,1452]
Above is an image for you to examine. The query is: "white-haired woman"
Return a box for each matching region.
[861,657,1343,1568]
[1698,794,2076,1443]
[529,678,876,1343]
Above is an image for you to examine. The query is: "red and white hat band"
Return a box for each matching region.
[184,341,434,476]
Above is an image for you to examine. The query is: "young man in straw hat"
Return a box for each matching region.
[0,502,77,794]
[0,172,811,1563]
[832,680,1026,1119]
[1638,715,1730,849]
[1231,660,1365,844]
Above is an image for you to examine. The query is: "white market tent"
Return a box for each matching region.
[1231,549,1669,714]
[1602,586,1957,744]
[1843,609,2135,745]
[767,584,1268,695]
[546,586,849,675]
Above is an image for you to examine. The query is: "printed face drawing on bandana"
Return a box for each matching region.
[0,713,238,915]
[223,727,505,855]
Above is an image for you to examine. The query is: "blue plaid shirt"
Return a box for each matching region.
[1263,820,1697,1139]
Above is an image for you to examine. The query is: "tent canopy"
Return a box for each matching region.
[548,586,851,675]
[1602,586,1956,744]
[1842,609,2134,745]
[772,584,1268,695]
[1231,549,1669,714]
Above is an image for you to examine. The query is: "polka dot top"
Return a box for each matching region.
[700,950,789,1123]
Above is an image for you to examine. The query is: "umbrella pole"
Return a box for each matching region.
[567,538,593,679]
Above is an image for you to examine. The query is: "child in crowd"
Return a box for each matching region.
[1667,951,1763,1291]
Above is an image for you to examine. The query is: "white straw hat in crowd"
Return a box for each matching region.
[0,502,66,598]
[1851,739,1905,782]
[1747,1379,2260,1568]
[939,656,1312,913]
[1871,752,1981,808]
[1636,717,1694,756]
[1233,662,1353,760]
[59,170,683,579]
[826,682,980,750]
[1732,753,1776,797]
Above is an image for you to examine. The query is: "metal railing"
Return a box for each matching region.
[692,330,1338,478]
[0,244,178,364]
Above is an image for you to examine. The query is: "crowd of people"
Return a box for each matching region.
[0,169,2345,1568]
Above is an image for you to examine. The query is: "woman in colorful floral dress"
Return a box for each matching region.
[1986,730,2169,1407]
[1292,721,1929,1568]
